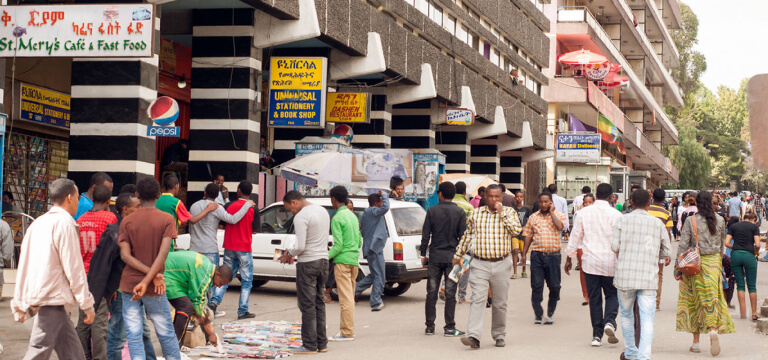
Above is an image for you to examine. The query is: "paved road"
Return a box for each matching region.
[3,230,768,359]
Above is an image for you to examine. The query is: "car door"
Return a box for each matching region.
[252,204,293,277]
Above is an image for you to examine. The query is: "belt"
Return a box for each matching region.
[532,250,561,256]
[475,254,510,262]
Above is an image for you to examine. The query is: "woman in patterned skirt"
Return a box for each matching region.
[674,191,735,357]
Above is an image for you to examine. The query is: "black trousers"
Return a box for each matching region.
[297,259,329,351]
[169,296,194,345]
[530,251,561,319]
[583,272,618,339]
[425,262,457,331]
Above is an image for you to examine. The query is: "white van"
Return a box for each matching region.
[176,197,428,298]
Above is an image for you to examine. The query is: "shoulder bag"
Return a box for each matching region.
[676,215,701,276]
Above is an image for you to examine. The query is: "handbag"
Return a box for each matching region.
[676,216,702,276]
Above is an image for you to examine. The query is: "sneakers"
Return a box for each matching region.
[208,303,226,318]
[495,338,506,347]
[180,353,192,360]
[709,330,720,356]
[591,337,602,347]
[438,288,446,301]
[180,346,191,353]
[372,303,385,312]
[292,346,318,355]
[543,315,554,325]
[237,312,256,320]
[460,336,480,349]
[318,348,328,353]
[604,323,619,344]
[510,273,518,279]
[329,333,355,342]
[444,329,465,337]
[534,318,542,325]
[425,327,435,336]
[521,271,528,278]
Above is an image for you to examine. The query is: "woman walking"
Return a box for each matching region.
[724,211,760,320]
[675,191,734,357]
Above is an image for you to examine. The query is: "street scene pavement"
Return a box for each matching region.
[3,226,768,359]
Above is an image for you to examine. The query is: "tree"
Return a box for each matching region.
[670,123,711,189]
[666,1,708,122]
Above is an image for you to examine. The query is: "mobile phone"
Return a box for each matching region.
[421,257,429,267]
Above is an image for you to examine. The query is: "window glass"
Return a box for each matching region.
[416,0,429,16]
[260,206,293,234]
[391,208,426,236]
[457,23,468,44]
[443,14,456,35]
[491,48,499,66]
[429,3,443,26]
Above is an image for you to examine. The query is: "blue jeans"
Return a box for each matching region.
[355,251,385,307]
[107,294,156,360]
[211,250,253,316]
[202,252,220,266]
[121,292,180,360]
[618,289,656,360]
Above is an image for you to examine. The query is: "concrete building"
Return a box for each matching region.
[541,0,681,200]
[1,0,553,215]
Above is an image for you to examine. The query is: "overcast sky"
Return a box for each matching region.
[685,1,767,91]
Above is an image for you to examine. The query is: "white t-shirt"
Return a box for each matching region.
[573,194,586,213]
[288,204,331,263]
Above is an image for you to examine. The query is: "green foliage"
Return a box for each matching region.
[670,123,710,189]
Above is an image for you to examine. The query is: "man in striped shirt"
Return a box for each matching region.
[453,184,522,349]
[647,188,673,310]
[565,183,623,347]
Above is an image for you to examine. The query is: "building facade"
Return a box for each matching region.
[542,0,681,200]
[2,0,553,214]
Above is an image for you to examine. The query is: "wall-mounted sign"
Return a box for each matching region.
[146,96,180,137]
[0,4,155,58]
[19,83,70,129]
[556,133,601,163]
[326,92,369,123]
[268,57,327,128]
[446,108,475,125]
[585,63,610,80]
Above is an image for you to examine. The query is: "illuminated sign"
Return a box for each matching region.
[19,83,70,129]
[326,92,369,123]
[268,57,327,128]
[0,4,154,58]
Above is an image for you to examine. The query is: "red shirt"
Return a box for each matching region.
[223,199,256,252]
[77,210,118,274]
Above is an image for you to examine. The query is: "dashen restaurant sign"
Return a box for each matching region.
[0,4,154,57]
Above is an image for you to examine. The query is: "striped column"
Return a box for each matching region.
[470,137,499,180]
[390,99,434,150]
[348,93,391,149]
[187,8,261,204]
[500,151,524,192]
[69,54,159,192]
[436,126,470,173]
[272,127,327,165]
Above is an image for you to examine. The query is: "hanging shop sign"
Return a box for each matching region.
[325,92,369,123]
[446,108,475,125]
[585,63,611,80]
[0,4,155,58]
[556,133,601,163]
[146,96,180,137]
[18,83,70,129]
[268,57,327,128]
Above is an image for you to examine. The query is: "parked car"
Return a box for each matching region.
[176,197,428,298]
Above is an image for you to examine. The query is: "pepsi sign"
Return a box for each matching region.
[147,126,180,137]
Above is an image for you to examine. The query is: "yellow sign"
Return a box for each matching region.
[19,83,71,129]
[326,92,369,123]
[268,57,327,128]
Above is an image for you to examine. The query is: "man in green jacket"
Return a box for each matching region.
[328,186,362,342]
[164,251,233,346]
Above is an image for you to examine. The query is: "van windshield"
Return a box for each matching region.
[391,207,426,236]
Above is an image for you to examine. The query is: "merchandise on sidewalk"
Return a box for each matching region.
[185,320,302,359]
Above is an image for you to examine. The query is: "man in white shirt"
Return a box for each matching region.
[565,183,623,348]
[548,184,570,232]
[572,186,592,214]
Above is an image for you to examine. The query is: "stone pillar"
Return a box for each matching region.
[436,126,470,174]
[187,8,261,204]
[390,99,435,150]
[348,93,391,149]
[69,55,159,192]
[470,137,499,180]
[500,151,524,192]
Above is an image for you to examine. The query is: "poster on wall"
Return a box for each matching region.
[407,153,440,198]
[268,57,327,128]
[0,4,155,57]
[556,133,601,163]
[18,83,70,129]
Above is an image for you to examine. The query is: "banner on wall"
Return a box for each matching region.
[268,57,327,128]
[0,4,155,57]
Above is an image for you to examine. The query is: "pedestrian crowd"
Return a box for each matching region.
[7,170,765,360]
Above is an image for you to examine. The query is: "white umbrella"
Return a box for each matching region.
[278,152,353,187]
[440,173,499,197]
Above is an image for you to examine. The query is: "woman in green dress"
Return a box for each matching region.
[674,191,735,357]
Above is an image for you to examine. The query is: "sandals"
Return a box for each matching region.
[323,295,335,304]
[753,315,759,321]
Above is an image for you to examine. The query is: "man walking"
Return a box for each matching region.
[454,184,521,349]
[611,190,671,360]
[328,186,362,342]
[421,182,467,337]
[564,184,623,347]
[512,190,532,279]
[355,191,390,311]
[76,172,114,220]
[647,188,674,311]
[12,179,96,360]
[209,181,259,320]
[727,191,741,223]
[280,191,332,354]
[547,184,569,232]
[573,186,591,214]
[189,183,253,268]
[76,185,118,360]
[453,182,474,216]
[522,192,566,326]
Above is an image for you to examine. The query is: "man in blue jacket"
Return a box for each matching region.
[355,191,390,311]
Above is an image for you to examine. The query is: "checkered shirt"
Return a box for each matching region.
[522,210,567,252]
[454,206,522,261]
[566,200,623,276]
[610,209,671,290]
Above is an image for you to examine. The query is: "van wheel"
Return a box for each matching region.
[252,280,268,288]
[383,282,411,296]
